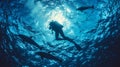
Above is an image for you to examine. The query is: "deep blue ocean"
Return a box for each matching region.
[0,0,120,67]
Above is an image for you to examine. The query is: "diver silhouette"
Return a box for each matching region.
[49,20,81,51]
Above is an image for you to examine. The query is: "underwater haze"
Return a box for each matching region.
[0,0,120,67]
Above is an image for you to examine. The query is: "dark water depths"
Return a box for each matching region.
[0,0,120,67]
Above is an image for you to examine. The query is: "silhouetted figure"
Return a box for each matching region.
[49,21,81,51]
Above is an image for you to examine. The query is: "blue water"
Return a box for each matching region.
[0,0,120,67]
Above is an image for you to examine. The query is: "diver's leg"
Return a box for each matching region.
[59,30,67,39]
[55,32,63,40]
[59,30,81,50]
[59,30,73,41]
[55,32,59,40]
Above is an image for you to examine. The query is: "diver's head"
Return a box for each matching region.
[49,20,57,25]
[51,20,57,22]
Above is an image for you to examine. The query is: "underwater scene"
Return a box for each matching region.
[0,0,120,67]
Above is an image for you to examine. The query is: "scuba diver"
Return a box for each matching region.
[49,20,81,51]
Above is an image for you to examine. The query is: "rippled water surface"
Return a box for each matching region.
[0,0,120,67]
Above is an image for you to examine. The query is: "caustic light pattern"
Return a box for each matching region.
[0,0,120,67]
